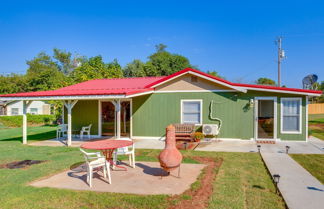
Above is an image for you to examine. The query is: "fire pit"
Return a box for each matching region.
[158,124,183,177]
[0,160,45,169]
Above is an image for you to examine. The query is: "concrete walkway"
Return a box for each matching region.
[196,138,324,154]
[261,152,324,209]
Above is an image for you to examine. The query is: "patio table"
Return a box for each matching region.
[81,139,133,171]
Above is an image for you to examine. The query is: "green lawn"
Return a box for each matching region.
[0,128,285,209]
[290,154,324,184]
[308,114,324,140]
[0,126,57,143]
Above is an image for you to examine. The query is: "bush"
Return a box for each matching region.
[0,114,55,127]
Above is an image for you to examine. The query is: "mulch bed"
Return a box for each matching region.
[0,160,46,169]
[176,141,200,150]
[167,156,223,209]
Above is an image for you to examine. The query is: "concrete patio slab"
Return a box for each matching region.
[261,153,324,209]
[30,161,206,195]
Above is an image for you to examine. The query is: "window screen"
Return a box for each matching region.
[182,101,201,124]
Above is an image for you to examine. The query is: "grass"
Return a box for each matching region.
[0,125,57,143]
[308,114,324,140]
[0,128,285,209]
[290,154,324,184]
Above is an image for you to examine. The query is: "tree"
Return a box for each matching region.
[53,48,86,75]
[25,52,68,91]
[256,77,276,86]
[145,44,193,76]
[72,56,123,82]
[0,74,27,94]
[123,59,147,77]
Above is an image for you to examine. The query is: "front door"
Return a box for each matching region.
[255,97,277,140]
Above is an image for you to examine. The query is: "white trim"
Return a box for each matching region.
[126,91,154,98]
[132,136,166,140]
[154,90,238,93]
[280,97,303,134]
[180,99,203,125]
[306,96,309,141]
[0,95,125,101]
[150,71,246,92]
[254,97,278,140]
[245,87,321,96]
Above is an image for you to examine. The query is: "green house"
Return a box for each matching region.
[0,68,321,145]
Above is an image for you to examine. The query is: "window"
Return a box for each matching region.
[181,100,202,124]
[11,108,19,115]
[281,98,302,133]
[30,108,38,115]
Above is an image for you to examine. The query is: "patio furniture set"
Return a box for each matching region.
[80,138,135,187]
[56,124,92,140]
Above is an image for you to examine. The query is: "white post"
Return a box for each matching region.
[22,101,32,144]
[116,99,121,139]
[62,102,65,124]
[64,100,78,146]
[67,101,72,146]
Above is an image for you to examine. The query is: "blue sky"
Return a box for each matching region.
[0,0,324,88]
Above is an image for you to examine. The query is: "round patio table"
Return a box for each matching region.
[81,139,133,171]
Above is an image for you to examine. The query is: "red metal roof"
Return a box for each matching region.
[0,68,322,98]
[0,77,163,97]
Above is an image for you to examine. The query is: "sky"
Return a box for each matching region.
[0,0,324,88]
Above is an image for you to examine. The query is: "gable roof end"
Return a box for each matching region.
[146,68,247,92]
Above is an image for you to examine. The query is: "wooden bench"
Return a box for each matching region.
[173,123,195,142]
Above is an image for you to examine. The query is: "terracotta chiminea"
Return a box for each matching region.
[158,124,183,176]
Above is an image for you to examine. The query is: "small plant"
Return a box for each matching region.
[193,132,204,142]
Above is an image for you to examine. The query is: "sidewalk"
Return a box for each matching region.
[261,152,324,209]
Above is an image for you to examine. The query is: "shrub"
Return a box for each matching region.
[0,114,55,127]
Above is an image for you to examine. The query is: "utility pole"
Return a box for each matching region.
[275,37,286,87]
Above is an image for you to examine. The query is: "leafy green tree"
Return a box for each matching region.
[145,44,192,76]
[72,56,123,82]
[53,48,86,75]
[123,59,147,77]
[25,52,68,91]
[256,77,276,86]
[0,74,27,94]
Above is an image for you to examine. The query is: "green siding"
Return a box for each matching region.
[64,100,99,135]
[132,91,307,141]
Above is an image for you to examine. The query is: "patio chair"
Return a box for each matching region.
[80,124,92,139]
[113,138,135,168]
[80,148,111,187]
[56,124,68,140]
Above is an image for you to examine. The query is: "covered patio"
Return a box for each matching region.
[0,77,161,146]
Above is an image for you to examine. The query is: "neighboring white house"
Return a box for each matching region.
[0,101,51,116]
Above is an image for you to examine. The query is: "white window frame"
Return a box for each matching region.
[280,97,302,134]
[11,108,19,115]
[29,108,38,115]
[180,99,203,125]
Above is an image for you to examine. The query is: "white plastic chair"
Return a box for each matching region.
[113,138,135,168]
[80,148,111,187]
[56,124,67,140]
[80,124,92,139]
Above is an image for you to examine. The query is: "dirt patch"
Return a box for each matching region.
[309,124,324,129]
[167,156,223,209]
[0,160,46,169]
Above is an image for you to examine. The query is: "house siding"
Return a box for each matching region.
[132,91,307,141]
[64,100,99,135]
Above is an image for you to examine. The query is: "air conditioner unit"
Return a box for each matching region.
[203,124,219,136]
